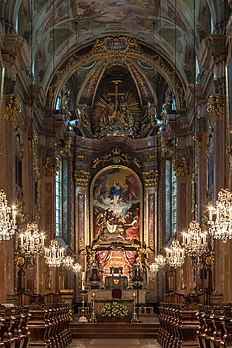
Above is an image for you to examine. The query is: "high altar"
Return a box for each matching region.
[73,78,159,305]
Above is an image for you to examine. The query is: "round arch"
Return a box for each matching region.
[46,36,186,110]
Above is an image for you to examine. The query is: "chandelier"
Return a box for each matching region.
[150,254,166,273]
[207,189,232,243]
[18,222,45,256]
[62,256,74,270]
[150,262,159,273]
[72,262,82,273]
[165,240,185,268]
[0,189,17,241]
[44,240,65,267]
[182,220,208,256]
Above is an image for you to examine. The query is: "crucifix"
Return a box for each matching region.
[108,80,125,111]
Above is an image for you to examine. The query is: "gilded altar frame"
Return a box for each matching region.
[90,164,143,244]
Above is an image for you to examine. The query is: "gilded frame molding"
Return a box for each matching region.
[90,164,143,244]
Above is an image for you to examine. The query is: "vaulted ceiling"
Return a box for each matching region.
[4,0,224,113]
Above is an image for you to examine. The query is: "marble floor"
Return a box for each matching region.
[68,338,161,348]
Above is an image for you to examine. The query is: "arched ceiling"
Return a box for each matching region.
[4,0,224,120]
[5,1,220,84]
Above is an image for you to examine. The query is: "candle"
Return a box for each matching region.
[208,206,213,221]
[82,271,85,291]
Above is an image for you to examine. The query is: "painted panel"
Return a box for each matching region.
[91,166,142,243]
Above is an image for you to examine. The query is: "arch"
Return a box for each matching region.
[90,165,143,244]
[46,36,186,110]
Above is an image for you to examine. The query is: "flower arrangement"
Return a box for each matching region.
[99,301,129,319]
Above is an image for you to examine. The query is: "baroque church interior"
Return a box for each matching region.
[0,0,232,346]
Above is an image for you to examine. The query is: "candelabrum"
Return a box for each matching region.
[18,222,45,256]
[90,292,97,322]
[0,189,17,241]
[131,292,138,322]
[79,291,88,323]
[44,239,65,267]
[207,188,232,243]
[182,220,208,292]
[165,240,185,268]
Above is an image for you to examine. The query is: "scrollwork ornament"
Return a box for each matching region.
[42,157,59,177]
[92,147,141,169]
[207,94,225,126]
[3,94,21,124]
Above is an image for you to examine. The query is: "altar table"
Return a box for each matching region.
[87,289,147,304]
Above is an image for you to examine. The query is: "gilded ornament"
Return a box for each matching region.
[174,158,189,176]
[74,170,90,188]
[207,94,225,125]
[92,36,139,55]
[64,137,72,157]
[42,157,59,176]
[77,153,86,161]
[2,94,21,124]
[93,80,140,138]
[143,170,159,188]
[92,146,141,169]
[28,131,38,152]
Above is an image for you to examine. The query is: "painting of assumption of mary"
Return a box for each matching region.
[92,167,141,243]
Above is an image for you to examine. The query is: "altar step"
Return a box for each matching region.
[70,321,160,339]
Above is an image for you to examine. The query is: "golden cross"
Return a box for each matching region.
[108,80,125,111]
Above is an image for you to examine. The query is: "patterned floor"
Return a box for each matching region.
[68,338,161,348]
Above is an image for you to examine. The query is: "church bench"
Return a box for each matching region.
[158,303,199,347]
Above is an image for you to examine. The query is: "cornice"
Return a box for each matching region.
[197,34,225,70]
[2,35,31,72]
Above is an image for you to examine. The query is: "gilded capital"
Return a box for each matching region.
[143,169,158,188]
[42,157,58,176]
[207,94,224,126]
[174,158,189,176]
[2,94,21,124]
[74,170,90,188]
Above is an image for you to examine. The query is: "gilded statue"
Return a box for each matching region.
[93,81,139,137]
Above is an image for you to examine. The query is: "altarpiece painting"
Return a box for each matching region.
[89,165,143,286]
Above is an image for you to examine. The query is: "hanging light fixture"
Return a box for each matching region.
[150,254,166,273]
[182,221,208,256]
[150,262,159,273]
[44,239,65,267]
[207,188,232,243]
[165,240,185,268]
[72,262,82,273]
[62,256,74,270]
[18,222,45,256]
[0,189,17,241]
